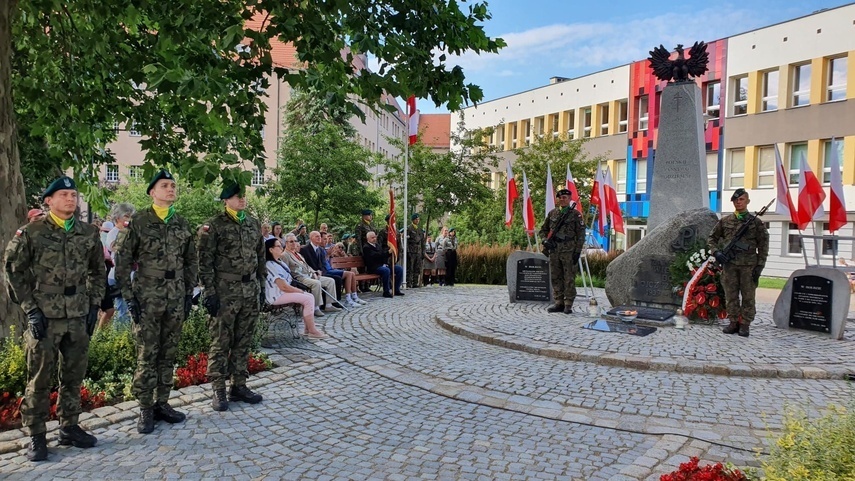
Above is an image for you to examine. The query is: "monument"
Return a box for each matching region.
[772,267,851,340]
[506,250,552,303]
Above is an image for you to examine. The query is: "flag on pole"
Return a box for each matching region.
[566,164,582,213]
[604,167,625,234]
[407,96,419,146]
[505,161,518,227]
[828,138,847,233]
[387,188,398,260]
[797,152,826,230]
[545,164,556,217]
[774,144,799,226]
[592,168,607,235]
[522,170,535,234]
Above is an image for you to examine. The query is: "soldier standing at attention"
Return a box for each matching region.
[354,209,376,254]
[406,213,424,288]
[538,188,585,314]
[708,188,769,337]
[4,177,103,461]
[198,182,265,411]
[114,169,198,434]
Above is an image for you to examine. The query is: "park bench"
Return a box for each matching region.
[330,256,381,288]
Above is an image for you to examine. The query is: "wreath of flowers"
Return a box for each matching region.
[670,243,727,323]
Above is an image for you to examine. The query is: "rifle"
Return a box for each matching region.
[714,198,773,265]
[542,202,576,256]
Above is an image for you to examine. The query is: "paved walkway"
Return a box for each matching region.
[1,285,854,480]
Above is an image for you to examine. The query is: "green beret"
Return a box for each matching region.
[147,169,174,194]
[448,227,456,232]
[342,234,351,240]
[220,182,243,200]
[361,209,373,216]
[730,188,748,201]
[411,213,420,220]
[41,176,76,201]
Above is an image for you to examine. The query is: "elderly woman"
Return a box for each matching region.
[100,202,136,328]
[264,238,327,339]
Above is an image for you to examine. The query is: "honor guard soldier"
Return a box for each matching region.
[354,209,376,254]
[539,188,585,313]
[198,182,265,411]
[406,214,424,288]
[4,177,104,461]
[114,169,198,434]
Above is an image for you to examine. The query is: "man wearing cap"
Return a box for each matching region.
[406,214,424,288]
[354,209,376,254]
[4,176,104,461]
[295,224,309,246]
[345,234,360,256]
[708,188,769,337]
[114,169,198,434]
[197,182,265,411]
[539,188,585,313]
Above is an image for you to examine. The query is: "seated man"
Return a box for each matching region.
[363,231,403,298]
[301,230,343,300]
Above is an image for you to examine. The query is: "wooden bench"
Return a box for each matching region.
[330,256,381,284]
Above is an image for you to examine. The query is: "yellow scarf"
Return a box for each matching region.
[226,207,245,223]
[49,211,74,232]
[153,204,175,223]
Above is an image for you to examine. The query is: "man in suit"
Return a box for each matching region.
[363,231,403,298]
[300,231,344,306]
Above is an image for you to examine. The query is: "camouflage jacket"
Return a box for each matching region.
[4,216,105,318]
[538,206,585,253]
[354,219,376,253]
[346,241,361,257]
[406,224,423,252]
[114,207,198,302]
[708,213,769,266]
[197,211,265,298]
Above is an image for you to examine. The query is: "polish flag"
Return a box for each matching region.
[407,95,419,145]
[591,168,607,235]
[522,170,535,234]
[828,138,847,233]
[505,160,518,227]
[545,164,555,217]
[566,164,582,214]
[797,152,826,230]
[604,167,625,234]
[773,144,799,225]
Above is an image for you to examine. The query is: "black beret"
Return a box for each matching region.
[556,188,572,197]
[361,209,373,216]
[41,176,76,201]
[147,169,174,194]
[220,182,243,200]
[411,213,420,220]
[730,188,748,201]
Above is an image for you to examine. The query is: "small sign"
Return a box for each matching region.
[789,275,833,333]
[515,258,550,301]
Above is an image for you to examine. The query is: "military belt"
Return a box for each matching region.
[138,267,182,280]
[37,283,77,295]
[218,272,255,283]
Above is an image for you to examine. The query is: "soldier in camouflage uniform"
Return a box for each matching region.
[708,188,769,337]
[538,189,585,314]
[354,209,376,254]
[406,214,424,288]
[197,182,265,412]
[4,177,103,461]
[114,169,198,434]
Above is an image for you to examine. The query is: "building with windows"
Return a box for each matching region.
[460,4,855,277]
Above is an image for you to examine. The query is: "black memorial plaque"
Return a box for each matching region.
[515,258,550,301]
[608,305,675,321]
[630,255,681,305]
[582,319,657,337]
[789,275,833,333]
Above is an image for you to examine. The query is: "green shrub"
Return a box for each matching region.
[86,323,136,383]
[575,275,605,288]
[177,307,211,366]
[0,327,27,396]
[588,250,622,279]
[456,243,514,285]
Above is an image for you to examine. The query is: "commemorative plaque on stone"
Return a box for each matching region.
[630,255,682,306]
[506,250,552,303]
[789,275,833,333]
[773,267,850,339]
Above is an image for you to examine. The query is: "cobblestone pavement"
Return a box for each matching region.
[2,285,853,480]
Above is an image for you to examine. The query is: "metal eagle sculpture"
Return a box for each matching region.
[648,41,709,82]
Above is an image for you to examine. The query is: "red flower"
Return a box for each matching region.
[709,296,720,308]
[697,307,708,319]
[705,284,717,293]
[718,309,728,319]
[695,293,706,305]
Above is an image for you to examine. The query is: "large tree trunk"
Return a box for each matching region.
[0,1,26,339]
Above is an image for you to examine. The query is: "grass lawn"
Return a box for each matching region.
[758,277,787,289]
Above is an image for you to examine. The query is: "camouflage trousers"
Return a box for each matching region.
[407,250,422,287]
[207,295,259,389]
[22,317,90,436]
[722,265,757,324]
[549,249,578,305]
[132,296,185,408]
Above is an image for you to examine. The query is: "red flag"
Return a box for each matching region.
[828,138,847,233]
[505,160,518,227]
[566,164,582,214]
[545,164,555,217]
[797,153,826,230]
[591,168,607,235]
[387,188,398,260]
[522,170,535,234]
[604,167,624,234]
[407,96,419,146]
[774,144,799,226]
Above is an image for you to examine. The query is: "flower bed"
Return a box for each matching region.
[660,457,749,481]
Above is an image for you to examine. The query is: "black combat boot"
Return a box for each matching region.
[212,387,228,412]
[26,433,48,462]
[58,425,97,448]
[154,402,186,423]
[738,322,750,337]
[547,303,565,313]
[229,385,263,404]
[564,303,574,314]
[137,407,154,434]
[722,320,740,334]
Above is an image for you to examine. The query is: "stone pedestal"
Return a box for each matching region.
[647,82,709,231]
[773,267,851,340]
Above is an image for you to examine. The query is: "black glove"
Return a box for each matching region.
[184,295,193,317]
[752,265,764,285]
[86,305,99,336]
[127,298,142,324]
[26,308,47,340]
[714,251,728,265]
[572,253,581,264]
[259,290,266,307]
[203,293,220,317]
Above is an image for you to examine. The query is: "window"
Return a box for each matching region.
[551,114,559,138]
[534,116,544,136]
[106,165,119,183]
[260,125,265,139]
[787,223,803,254]
[618,100,628,133]
[251,168,265,186]
[128,121,141,137]
[582,108,592,138]
[732,76,748,115]
[524,120,531,146]
[822,139,844,184]
[761,70,779,112]
[496,125,505,148]
[566,110,575,139]
[704,82,721,119]
[788,143,807,185]
[792,63,811,107]
[615,160,626,194]
[827,56,847,102]
[511,123,518,148]
[635,159,647,193]
[821,223,839,256]
[706,152,718,191]
[112,121,120,133]
[637,95,649,130]
[727,149,745,189]
[129,165,144,181]
[599,104,609,136]
[757,145,775,187]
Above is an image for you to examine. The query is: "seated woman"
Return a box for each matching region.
[264,238,328,339]
[322,244,365,307]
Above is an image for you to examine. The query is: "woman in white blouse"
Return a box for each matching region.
[264,238,327,339]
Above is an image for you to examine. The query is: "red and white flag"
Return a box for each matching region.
[407,95,419,146]
[505,160,518,227]
[591,168,607,235]
[828,138,847,233]
[387,188,398,260]
[797,152,826,230]
[774,144,799,226]
[522,170,535,234]
[566,164,582,214]
[545,164,555,217]
[603,167,625,234]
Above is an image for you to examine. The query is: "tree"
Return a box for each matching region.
[108,180,222,230]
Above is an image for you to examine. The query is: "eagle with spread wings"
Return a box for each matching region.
[648,41,709,83]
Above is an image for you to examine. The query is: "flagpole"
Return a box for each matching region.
[403,124,409,288]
